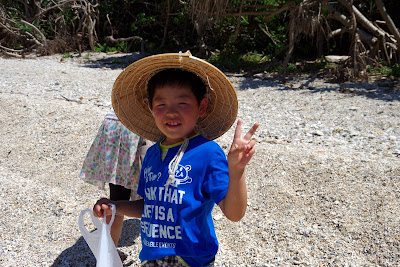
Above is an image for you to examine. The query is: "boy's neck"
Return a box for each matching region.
[161,132,198,146]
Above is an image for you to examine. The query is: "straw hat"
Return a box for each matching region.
[112,51,238,142]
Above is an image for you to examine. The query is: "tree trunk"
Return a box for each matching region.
[230,0,244,44]
[160,0,170,48]
[281,11,296,83]
[375,0,400,58]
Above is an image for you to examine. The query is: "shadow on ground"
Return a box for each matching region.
[51,219,140,267]
[289,75,400,102]
[235,73,400,102]
[82,53,147,70]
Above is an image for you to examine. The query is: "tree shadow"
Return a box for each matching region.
[323,80,398,102]
[233,74,400,102]
[81,53,147,70]
[230,74,282,91]
[51,218,140,267]
[293,78,400,102]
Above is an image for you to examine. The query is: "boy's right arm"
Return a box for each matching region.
[93,198,144,218]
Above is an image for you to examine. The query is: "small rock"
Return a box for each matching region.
[325,55,350,63]
[310,130,324,136]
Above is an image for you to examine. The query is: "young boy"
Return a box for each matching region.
[93,52,259,266]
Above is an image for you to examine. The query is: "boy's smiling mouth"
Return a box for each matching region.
[166,122,181,126]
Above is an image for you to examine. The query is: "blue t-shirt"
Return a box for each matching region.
[137,135,229,266]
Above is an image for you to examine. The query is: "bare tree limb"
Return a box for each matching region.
[323,1,377,47]
[0,50,23,57]
[263,2,295,22]
[39,0,78,16]
[328,27,348,39]
[160,0,171,48]
[258,24,278,45]
[106,35,145,54]
[230,0,245,44]
[21,19,46,45]
[375,0,400,49]
[106,36,143,43]
[106,13,113,36]
[0,44,30,53]
[7,7,25,20]
[281,4,299,83]
[226,4,282,13]
[338,0,385,38]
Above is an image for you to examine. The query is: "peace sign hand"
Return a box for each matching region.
[228,119,259,170]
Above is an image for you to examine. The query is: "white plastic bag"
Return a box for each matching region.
[79,204,123,267]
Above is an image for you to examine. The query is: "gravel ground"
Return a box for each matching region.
[1,52,400,266]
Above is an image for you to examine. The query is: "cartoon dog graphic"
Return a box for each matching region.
[166,162,193,187]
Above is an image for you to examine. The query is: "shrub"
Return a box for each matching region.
[392,64,400,77]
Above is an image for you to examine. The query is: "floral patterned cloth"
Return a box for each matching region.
[80,117,142,200]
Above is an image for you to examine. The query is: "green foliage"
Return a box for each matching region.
[94,42,128,53]
[173,13,186,25]
[265,58,330,74]
[208,49,243,72]
[287,63,298,73]
[131,13,156,32]
[62,52,72,58]
[18,23,34,34]
[94,43,106,52]
[208,49,269,73]
[391,64,400,77]
[265,63,283,73]
[242,53,268,63]
[367,65,392,76]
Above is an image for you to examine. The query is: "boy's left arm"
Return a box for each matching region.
[219,119,259,222]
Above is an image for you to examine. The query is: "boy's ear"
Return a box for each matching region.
[199,97,208,118]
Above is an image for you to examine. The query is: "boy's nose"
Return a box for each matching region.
[166,106,178,115]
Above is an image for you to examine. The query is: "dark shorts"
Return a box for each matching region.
[141,256,215,267]
[109,183,131,201]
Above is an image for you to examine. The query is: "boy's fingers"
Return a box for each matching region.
[230,142,253,156]
[243,140,256,154]
[244,123,259,140]
[93,198,111,217]
[229,143,247,158]
[93,205,102,217]
[234,119,242,139]
[249,139,257,146]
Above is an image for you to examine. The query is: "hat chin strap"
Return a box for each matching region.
[165,138,189,187]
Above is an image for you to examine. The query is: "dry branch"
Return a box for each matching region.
[375,0,400,50]
[263,2,295,22]
[106,35,145,55]
[338,0,385,37]
[325,0,397,65]
[21,19,46,45]
[0,0,101,55]
[230,0,245,44]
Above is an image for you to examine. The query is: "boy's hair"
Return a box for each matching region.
[147,68,207,107]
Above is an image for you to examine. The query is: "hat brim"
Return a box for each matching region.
[112,52,238,142]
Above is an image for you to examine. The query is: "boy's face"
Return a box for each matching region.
[150,84,207,145]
